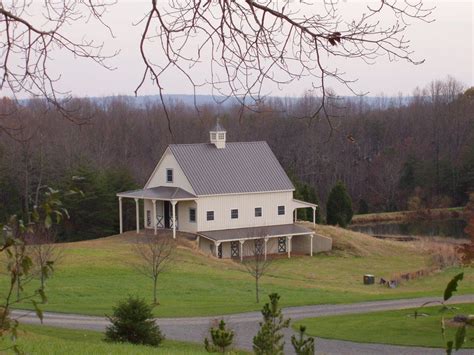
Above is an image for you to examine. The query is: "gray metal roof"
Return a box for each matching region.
[117,186,196,200]
[169,142,294,195]
[198,224,313,242]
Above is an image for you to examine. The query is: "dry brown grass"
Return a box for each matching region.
[298,221,419,258]
[415,239,462,269]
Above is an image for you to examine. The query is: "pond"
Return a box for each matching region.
[349,218,469,239]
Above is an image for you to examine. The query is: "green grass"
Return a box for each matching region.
[294,303,474,348]
[0,324,249,354]
[1,226,473,318]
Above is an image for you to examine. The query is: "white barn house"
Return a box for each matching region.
[117,123,331,260]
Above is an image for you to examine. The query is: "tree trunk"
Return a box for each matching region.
[153,277,158,305]
[255,276,259,303]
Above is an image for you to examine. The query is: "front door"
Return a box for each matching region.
[164,201,170,228]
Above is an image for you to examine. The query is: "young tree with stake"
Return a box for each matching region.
[132,234,176,305]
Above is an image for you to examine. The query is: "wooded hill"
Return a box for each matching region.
[0,77,473,241]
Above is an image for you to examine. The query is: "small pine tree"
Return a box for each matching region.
[326,181,353,227]
[291,325,315,355]
[204,319,234,353]
[105,296,164,346]
[253,293,290,355]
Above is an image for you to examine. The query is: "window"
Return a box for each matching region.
[211,133,217,140]
[231,209,238,219]
[278,237,287,253]
[218,132,225,140]
[278,205,285,215]
[189,208,196,223]
[231,241,239,258]
[166,169,173,183]
[255,207,262,217]
[207,211,214,221]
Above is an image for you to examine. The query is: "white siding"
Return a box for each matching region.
[197,191,294,232]
[145,149,195,194]
[177,200,198,233]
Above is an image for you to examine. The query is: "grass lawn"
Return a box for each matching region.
[294,303,474,348]
[0,324,249,354]
[1,223,472,317]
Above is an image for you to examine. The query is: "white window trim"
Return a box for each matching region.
[231,208,239,219]
[278,205,285,215]
[166,168,174,183]
[206,210,215,221]
[189,207,196,223]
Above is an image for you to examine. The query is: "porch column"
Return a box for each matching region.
[294,209,297,222]
[171,200,177,239]
[134,198,140,234]
[152,199,157,235]
[287,235,292,258]
[239,240,245,262]
[310,234,314,257]
[118,197,123,234]
[215,241,221,258]
[312,206,316,227]
[264,237,269,261]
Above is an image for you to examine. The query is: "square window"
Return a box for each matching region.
[166,169,173,183]
[231,209,238,219]
[207,211,214,221]
[278,205,285,215]
[211,133,217,140]
[218,132,225,139]
[189,208,196,223]
[255,207,262,217]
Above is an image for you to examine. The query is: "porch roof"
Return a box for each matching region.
[198,223,314,242]
[117,186,196,201]
[292,199,318,209]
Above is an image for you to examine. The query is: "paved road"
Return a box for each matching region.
[12,295,474,354]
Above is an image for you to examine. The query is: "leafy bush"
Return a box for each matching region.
[105,296,164,346]
[204,319,234,353]
[326,181,353,227]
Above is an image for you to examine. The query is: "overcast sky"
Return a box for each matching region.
[24,0,474,98]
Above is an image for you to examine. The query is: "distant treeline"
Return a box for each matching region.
[0,77,473,241]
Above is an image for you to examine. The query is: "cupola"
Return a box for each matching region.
[210,119,226,149]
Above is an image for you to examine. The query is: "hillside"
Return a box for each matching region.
[1,226,472,318]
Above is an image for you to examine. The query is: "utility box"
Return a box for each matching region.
[363,274,375,285]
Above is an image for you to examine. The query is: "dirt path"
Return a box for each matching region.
[12,294,474,354]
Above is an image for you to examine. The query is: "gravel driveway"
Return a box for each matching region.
[12,294,474,354]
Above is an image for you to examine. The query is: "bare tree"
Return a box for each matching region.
[0,0,116,134]
[242,238,273,303]
[132,234,176,305]
[1,1,434,133]
[25,228,63,300]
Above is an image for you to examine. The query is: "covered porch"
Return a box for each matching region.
[292,199,318,226]
[197,224,317,260]
[116,186,197,239]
